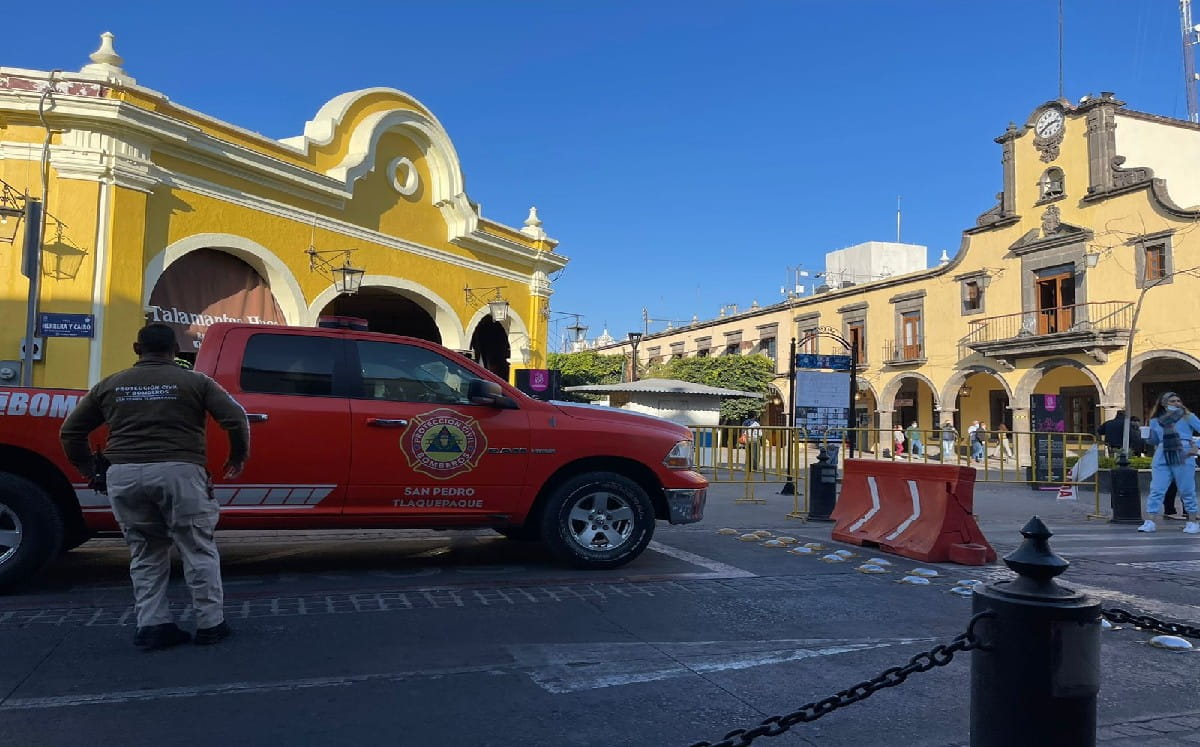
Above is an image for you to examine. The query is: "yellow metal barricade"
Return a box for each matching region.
[836,426,1104,520]
[688,425,813,517]
[688,425,1104,520]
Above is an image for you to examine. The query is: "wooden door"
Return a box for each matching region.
[1036,273,1075,334]
[901,313,921,359]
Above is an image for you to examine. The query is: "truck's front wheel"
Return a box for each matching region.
[0,474,65,592]
[541,472,654,570]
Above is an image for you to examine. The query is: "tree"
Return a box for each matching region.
[547,351,626,401]
[645,354,774,423]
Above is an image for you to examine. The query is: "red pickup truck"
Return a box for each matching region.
[0,320,707,590]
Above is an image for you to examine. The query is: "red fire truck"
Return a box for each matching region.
[0,320,707,590]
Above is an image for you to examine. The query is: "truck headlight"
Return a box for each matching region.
[664,440,694,469]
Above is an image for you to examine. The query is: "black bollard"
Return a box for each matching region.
[971,517,1101,747]
[807,449,838,522]
[1108,453,1144,524]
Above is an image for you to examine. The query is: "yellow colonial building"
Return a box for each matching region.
[1,33,565,388]
[606,91,1200,449]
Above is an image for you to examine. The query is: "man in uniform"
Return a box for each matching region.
[60,323,249,650]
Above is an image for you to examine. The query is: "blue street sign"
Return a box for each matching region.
[38,313,95,338]
[795,353,852,370]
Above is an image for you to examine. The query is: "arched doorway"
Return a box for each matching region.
[321,288,441,343]
[1030,367,1102,435]
[882,374,940,435]
[469,317,511,379]
[954,371,1012,433]
[854,379,878,452]
[1127,355,1200,421]
[146,248,287,360]
[765,384,785,427]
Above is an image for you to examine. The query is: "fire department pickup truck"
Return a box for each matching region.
[0,320,707,590]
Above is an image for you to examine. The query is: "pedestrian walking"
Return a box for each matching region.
[60,323,250,649]
[1097,410,1137,457]
[1138,391,1200,534]
[971,422,988,463]
[994,424,1015,459]
[1129,416,1148,457]
[906,421,924,457]
[892,425,905,457]
[741,414,762,471]
[940,421,958,462]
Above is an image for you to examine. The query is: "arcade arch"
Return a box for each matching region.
[309,276,466,349]
[879,372,942,434]
[944,367,1013,433]
[1015,359,1105,435]
[1104,350,1200,420]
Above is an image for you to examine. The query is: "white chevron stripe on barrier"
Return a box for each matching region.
[885,480,923,541]
[847,476,882,533]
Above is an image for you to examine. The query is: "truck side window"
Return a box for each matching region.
[241,334,339,396]
[355,341,478,405]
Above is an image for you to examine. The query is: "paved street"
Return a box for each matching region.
[1,479,1198,747]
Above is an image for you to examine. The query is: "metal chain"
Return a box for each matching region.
[1103,607,1200,639]
[688,612,995,747]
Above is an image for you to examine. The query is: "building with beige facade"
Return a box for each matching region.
[601,92,1200,453]
[1,34,565,389]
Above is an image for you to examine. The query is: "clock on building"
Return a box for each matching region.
[1034,108,1064,139]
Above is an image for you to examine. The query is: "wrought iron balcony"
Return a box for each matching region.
[882,339,925,365]
[960,301,1133,364]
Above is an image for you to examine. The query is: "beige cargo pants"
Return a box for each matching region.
[107,462,224,629]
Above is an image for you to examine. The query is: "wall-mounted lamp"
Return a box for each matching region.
[1084,251,1101,269]
[959,385,972,397]
[977,273,992,289]
[306,246,365,295]
[465,286,510,323]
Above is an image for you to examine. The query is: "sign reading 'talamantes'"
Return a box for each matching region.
[148,249,287,351]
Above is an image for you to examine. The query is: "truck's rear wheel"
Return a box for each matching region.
[540,472,654,570]
[0,474,65,592]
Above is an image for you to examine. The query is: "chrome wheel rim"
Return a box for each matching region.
[566,490,636,552]
[0,502,23,565]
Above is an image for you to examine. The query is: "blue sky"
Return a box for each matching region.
[6,1,1192,349]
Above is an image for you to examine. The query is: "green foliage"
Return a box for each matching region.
[645,354,775,422]
[547,351,625,402]
[1065,455,1153,470]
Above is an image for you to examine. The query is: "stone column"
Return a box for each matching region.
[937,408,957,461]
[1011,406,1033,471]
[877,410,894,458]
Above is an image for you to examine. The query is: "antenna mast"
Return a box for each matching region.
[1183,0,1200,123]
[896,196,902,243]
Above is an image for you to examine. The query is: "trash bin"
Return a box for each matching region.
[808,450,838,521]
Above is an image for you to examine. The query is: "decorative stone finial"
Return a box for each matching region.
[91,32,123,66]
[81,32,135,84]
[1003,516,1069,586]
[938,249,950,265]
[520,206,546,240]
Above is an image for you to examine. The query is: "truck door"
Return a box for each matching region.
[345,338,530,522]
[208,329,353,518]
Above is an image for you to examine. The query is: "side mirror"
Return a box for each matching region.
[469,379,518,409]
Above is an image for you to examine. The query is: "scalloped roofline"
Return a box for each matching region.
[278,87,448,152]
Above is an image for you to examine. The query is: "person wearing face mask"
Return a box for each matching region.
[1139,391,1200,534]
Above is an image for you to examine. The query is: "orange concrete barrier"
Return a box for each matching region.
[831,458,996,566]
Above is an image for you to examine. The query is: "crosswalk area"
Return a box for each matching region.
[983,521,1200,574]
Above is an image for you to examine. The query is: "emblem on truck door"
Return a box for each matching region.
[401,408,488,479]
